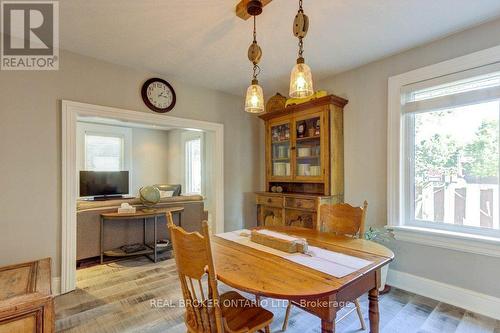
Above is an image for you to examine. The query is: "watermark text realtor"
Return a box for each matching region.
[1,0,59,70]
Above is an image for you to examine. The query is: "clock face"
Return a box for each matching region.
[141,78,176,113]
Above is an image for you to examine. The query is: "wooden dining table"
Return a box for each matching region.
[212,226,394,333]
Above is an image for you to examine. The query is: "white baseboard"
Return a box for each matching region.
[387,269,500,320]
[52,277,61,296]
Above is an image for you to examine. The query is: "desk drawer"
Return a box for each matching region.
[285,197,316,210]
[256,195,283,208]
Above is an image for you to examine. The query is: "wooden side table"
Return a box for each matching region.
[100,207,184,264]
[0,258,54,333]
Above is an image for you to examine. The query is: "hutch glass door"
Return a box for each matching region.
[294,113,323,181]
[270,121,292,180]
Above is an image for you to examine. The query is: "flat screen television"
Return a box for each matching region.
[79,171,129,198]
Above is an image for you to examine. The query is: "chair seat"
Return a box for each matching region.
[220,291,274,333]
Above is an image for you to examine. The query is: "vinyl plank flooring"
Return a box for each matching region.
[455,311,498,333]
[57,281,183,332]
[57,274,173,321]
[55,258,499,333]
[418,302,465,333]
[379,294,439,333]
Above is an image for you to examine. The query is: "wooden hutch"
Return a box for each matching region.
[256,95,347,230]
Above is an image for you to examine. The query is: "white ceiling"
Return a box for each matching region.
[60,0,500,97]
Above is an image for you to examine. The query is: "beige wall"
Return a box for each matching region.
[130,127,170,196]
[318,18,500,297]
[0,49,263,277]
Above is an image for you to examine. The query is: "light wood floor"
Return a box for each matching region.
[55,257,500,333]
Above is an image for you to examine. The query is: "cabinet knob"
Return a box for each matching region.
[267,198,272,203]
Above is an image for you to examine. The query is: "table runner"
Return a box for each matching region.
[216,229,373,278]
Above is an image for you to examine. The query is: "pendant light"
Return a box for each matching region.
[289,0,314,98]
[244,0,265,113]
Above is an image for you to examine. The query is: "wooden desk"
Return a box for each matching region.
[213,226,394,333]
[0,258,54,333]
[100,207,184,264]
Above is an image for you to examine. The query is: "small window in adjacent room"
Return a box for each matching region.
[401,68,500,235]
[185,135,202,194]
[84,134,124,171]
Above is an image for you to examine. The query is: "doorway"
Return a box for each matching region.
[61,100,224,294]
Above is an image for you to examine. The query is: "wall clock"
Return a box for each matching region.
[141,78,176,113]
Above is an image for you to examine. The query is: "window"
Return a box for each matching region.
[408,101,499,232]
[185,134,203,194]
[400,65,500,237]
[76,122,132,197]
[84,134,124,171]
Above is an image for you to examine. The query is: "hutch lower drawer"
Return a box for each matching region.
[256,192,336,230]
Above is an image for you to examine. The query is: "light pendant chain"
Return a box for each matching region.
[298,0,304,58]
[253,15,259,77]
[250,13,261,81]
[293,0,308,60]
[253,63,261,80]
[253,15,257,44]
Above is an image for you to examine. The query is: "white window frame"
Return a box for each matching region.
[76,122,133,197]
[182,131,204,195]
[388,45,500,258]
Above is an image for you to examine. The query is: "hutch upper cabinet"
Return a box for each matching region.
[256,95,347,230]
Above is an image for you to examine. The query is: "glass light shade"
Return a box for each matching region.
[289,62,314,98]
[245,83,265,113]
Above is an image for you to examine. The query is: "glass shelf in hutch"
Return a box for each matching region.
[256,95,348,230]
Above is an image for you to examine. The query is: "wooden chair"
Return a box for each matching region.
[166,213,274,333]
[282,201,368,332]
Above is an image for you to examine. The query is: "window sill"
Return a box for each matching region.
[387,225,500,258]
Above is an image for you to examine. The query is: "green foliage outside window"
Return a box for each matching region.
[462,120,499,179]
[414,111,498,186]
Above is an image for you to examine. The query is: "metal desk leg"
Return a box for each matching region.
[100,217,104,264]
[154,216,158,262]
